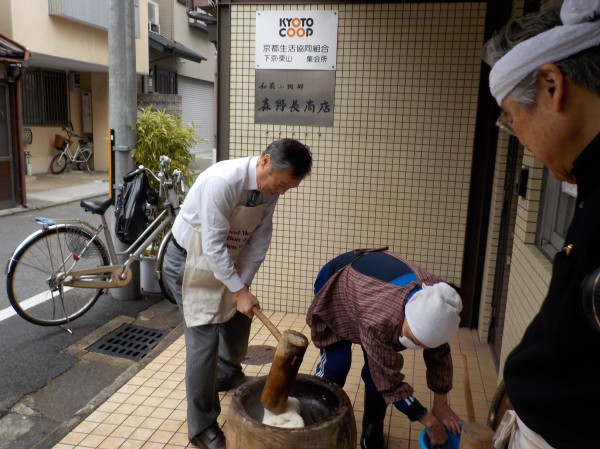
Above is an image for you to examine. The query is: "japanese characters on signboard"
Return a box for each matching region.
[255,10,338,70]
[254,10,338,126]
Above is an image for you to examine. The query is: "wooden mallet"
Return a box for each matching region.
[252,307,309,415]
[459,354,494,449]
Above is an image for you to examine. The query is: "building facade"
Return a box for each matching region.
[0,0,216,208]
[215,0,565,381]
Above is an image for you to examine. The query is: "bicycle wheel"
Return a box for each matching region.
[6,225,110,326]
[50,153,68,174]
[156,230,176,304]
[76,149,92,171]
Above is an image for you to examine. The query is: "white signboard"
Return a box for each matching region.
[255,10,338,70]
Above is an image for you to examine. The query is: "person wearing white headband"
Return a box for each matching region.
[483,1,600,448]
[307,248,463,449]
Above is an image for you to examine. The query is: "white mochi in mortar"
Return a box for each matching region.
[261,397,305,428]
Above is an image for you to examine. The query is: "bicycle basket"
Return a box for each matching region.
[54,134,67,150]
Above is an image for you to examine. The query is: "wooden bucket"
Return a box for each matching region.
[226,374,356,449]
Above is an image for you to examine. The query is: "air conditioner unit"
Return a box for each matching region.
[148,21,160,33]
[148,1,160,33]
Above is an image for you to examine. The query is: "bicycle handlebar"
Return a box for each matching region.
[61,126,84,140]
[133,156,184,197]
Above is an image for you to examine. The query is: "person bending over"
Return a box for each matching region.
[307,247,463,449]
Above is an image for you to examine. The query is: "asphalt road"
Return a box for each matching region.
[0,200,183,449]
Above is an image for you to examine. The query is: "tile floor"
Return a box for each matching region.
[52,311,499,449]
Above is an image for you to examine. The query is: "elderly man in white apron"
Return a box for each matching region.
[162,139,312,449]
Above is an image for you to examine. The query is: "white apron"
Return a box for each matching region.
[181,203,267,327]
[493,411,555,449]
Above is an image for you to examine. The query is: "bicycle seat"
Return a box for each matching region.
[81,197,114,215]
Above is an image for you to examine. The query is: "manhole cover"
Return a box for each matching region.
[87,324,167,362]
[243,345,276,365]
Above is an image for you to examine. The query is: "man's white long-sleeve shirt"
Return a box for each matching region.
[171,156,278,293]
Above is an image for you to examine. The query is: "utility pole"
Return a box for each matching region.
[109,0,140,300]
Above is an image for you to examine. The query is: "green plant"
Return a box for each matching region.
[132,105,197,190]
[132,106,198,257]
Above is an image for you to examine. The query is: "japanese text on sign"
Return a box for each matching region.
[255,10,338,70]
[255,70,335,126]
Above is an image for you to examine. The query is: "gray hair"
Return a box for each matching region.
[261,138,312,179]
[483,3,600,108]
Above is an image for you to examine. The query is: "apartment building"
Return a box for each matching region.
[0,0,216,209]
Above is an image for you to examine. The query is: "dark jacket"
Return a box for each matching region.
[503,133,600,448]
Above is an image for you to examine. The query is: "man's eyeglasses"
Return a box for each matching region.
[496,111,516,137]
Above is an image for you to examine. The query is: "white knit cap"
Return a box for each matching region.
[489,0,600,105]
[405,282,462,348]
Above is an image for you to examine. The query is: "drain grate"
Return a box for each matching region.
[243,345,276,365]
[87,324,167,362]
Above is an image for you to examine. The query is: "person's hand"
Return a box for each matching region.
[232,285,259,317]
[419,412,449,448]
[432,393,463,434]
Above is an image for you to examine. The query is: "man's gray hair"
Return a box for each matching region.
[483,4,600,108]
[261,138,312,179]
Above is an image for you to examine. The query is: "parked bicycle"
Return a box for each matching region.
[5,155,183,327]
[50,125,93,174]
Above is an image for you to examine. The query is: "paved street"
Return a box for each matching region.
[0,172,184,449]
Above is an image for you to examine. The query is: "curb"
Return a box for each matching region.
[30,323,184,449]
[0,193,108,218]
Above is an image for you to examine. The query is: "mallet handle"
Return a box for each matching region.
[252,307,282,341]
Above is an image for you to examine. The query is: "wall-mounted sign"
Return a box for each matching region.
[255,70,334,126]
[255,10,338,70]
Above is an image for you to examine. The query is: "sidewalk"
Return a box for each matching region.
[0,170,110,217]
[1,151,214,218]
[51,313,499,449]
[2,170,500,448]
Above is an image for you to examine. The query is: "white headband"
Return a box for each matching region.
[489,0,600,105]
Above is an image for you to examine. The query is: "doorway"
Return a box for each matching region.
[489,136,522,365]
[0,83,15,209]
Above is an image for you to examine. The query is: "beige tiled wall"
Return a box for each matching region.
[227,2,486,313]
[498,239,552,374]
[497,151,552,375]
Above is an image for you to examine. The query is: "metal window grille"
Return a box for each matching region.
[21,68,69,126]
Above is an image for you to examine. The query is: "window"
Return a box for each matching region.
[538,170,577,258]
[148,0,160,33]
[21,68,69,126]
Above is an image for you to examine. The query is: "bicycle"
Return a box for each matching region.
[50,125,93,174]
[5,155,183,327]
